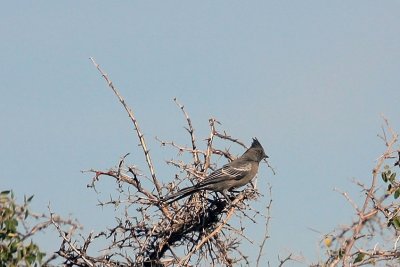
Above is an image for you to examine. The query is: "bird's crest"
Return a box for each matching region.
[250,137,268,159]
[250,137,263,149]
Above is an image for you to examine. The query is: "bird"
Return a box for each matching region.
[162,138,268,204]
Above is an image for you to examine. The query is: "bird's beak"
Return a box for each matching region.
[264,153,269,159]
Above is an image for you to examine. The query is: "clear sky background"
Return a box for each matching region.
[1,1,400,266]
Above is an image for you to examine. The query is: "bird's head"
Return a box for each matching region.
[247,138,268,161]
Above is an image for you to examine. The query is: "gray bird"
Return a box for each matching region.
[163,138,268,204]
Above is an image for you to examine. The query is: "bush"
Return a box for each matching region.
[0,190,46,267]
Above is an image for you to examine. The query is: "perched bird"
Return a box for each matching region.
[163,138,268,204]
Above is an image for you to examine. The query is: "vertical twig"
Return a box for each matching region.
[49,208,93,267]
[256,185,273,267]
[89,57,162,196]
[204,118,217,172]
[173,97,201,167]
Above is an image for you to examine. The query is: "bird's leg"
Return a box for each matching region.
[221,190,232,205]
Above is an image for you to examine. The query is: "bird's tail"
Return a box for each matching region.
[162,185,201,204]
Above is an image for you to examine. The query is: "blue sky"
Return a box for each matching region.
[1,1,400,265]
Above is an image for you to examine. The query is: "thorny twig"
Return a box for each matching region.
[256,185,273,267]
[90,57,162,197]
[278,253,294,267]
[174,97,201,168]
[323,116,400,266]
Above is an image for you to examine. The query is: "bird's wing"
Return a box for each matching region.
[202,161,252,184]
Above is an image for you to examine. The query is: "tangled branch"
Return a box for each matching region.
[52,58,273,266]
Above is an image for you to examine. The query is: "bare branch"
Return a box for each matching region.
[89,57,162,196]
[257,185,273,267]
[278,253,293,267]
[204,118,217,172]
[174,97,201,167]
